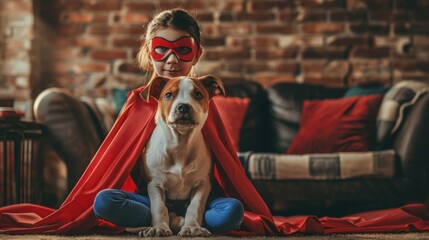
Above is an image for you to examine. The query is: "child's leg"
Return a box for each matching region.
[93,189,151,228]
[204,197,244,234]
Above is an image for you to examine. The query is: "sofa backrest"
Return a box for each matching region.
[223,81,271,152]
[224,81,346,153]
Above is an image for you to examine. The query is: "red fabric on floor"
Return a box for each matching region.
[1,86,429,236]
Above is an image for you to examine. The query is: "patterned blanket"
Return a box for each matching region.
[240,150,395,180]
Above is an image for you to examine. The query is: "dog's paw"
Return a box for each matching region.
[178,225,211,237]
[140,226,173,237]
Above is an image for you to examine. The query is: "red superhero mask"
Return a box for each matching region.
[151,36,199,62]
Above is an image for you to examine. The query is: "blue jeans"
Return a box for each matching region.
[93,189,244,234]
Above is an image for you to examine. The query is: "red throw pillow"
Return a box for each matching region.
[287,95,383,154]
[213,96,250,151]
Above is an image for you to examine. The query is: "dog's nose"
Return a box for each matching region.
[176,103,191,113]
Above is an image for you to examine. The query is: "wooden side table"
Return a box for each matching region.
[0,119,44,206]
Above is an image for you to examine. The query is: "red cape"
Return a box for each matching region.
[1,87,429,235]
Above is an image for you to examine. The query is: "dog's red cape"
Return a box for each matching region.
[1,87,429,235]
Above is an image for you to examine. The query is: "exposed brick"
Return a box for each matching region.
[89,50,128,60]
[393,60,429,72]
[55,1,82,10]
[2,12,33,27]
[393,71,428,81]
[350,47,390,58]
[158,1,206,10]
[83,0,121,11]
[88,25,145,35]
[219,12,235,22]
[4,39,31,50]
[226,37,279,48]
[227,61,298,74]
[327,36,374,47]
[0,0,32,12]
[301,47,348,59]
[331,10,367,21]
[70,62,110,74]
[196,12,214,22]
[369,10,410,22]
[203,37,225,47]
[302,75,345,87]
[247,0,295,10]
[218,23,252,36]
[253,74,296,88]
[348,75,391,86]
[300,0,346,9]
[124,2,156,12]
[302,60,350,75]
[201,23,251,36]
[255,48,299,59]
[374,36,410,48]
[57,24,85,36]
[227,62,269,73]
[255,24,296,34]
[414,36,429,46]
[116,13,149,24]
[279,10,299,21]
[352,59,391,79]
[118,62,141,74]
[296,10,326,22]
[61,12,108,23]
[204,49,251,60]
[112,38,141,48]
[302,23,345,34]
[237,11,276,22]
[350,23,390,35]
[347,0,392,10]
[52,48,83,60]
[394,23,429,36]
[368,11,391,21]
[72,37,108,48]
[279,36,324,47]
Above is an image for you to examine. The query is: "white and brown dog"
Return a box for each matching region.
[133,75,225,237]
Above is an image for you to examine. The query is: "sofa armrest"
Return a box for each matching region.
[393,92,429,192]
[377,80,429,200]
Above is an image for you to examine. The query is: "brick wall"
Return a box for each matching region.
[2,0,429,103]
[0,0,33,105]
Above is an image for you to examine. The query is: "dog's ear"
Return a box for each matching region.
[140,76,170,102]
[199,75,226,98]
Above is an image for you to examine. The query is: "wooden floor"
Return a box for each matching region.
[1,232,429,240]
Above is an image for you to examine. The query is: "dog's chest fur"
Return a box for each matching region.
[142,77,212,201]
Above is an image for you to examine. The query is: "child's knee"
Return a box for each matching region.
[205,198,244,233]
[93,189,121,217]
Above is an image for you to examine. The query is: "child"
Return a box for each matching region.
[92,9,244,236]
[0,8,276,237]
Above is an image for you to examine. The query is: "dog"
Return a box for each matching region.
[132,75,225,237]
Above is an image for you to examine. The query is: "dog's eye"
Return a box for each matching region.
[165,92,173,100]
[194,91,203,100]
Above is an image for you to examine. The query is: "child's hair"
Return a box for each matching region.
[137,9,202,72]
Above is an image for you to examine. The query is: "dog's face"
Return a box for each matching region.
[141,75,225,134]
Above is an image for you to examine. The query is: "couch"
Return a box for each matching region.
[34,80,429,216]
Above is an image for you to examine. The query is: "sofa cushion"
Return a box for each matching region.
[287,95,383,154]
[213,96,250,151]
[267,83,345,153]
[241,150,395,180]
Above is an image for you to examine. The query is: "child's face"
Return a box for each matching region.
[151,28,200,78]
